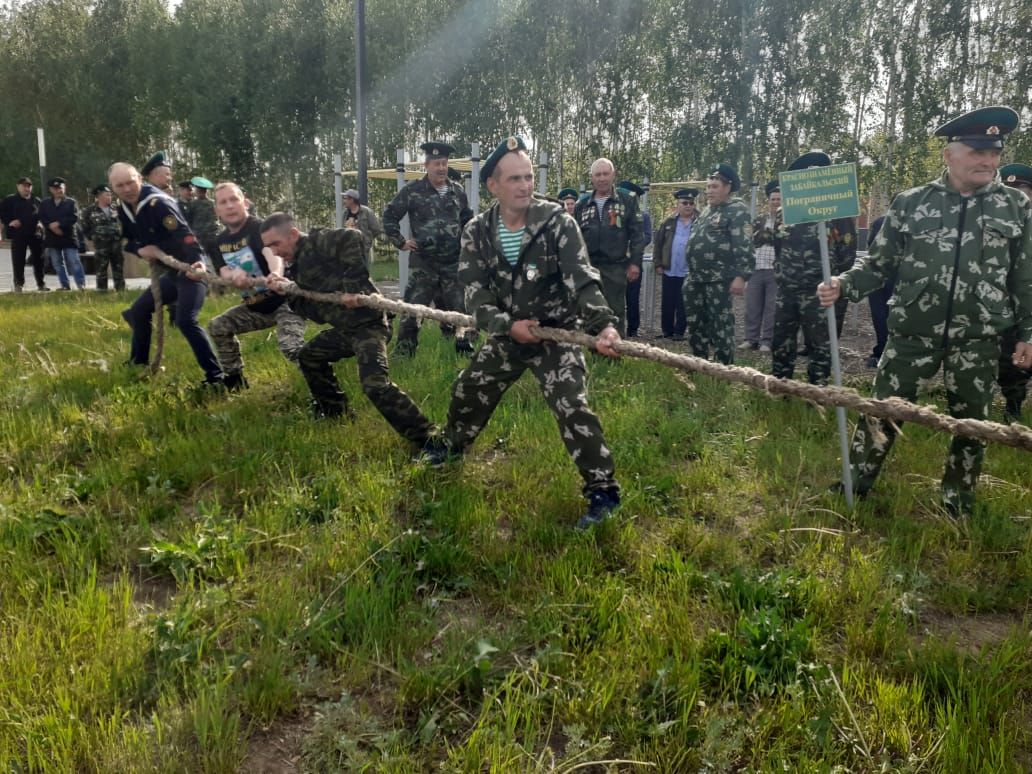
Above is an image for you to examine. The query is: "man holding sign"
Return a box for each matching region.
[818,106,1032,515]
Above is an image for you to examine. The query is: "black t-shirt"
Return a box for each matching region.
[215,216,284,314]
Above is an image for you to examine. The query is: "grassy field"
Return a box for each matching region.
[1,288,1031,773]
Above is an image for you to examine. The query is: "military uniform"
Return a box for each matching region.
[343,202,386,267]
[119,183,224,383]
[997,162,1032,420]
[834,114,1032,512]
[285,227,436,443]
[382,158,475,354]
[573,186,645,335]
[682,194,751,364]
[81,196,125,290]
[186,193,219,267]
[447,194,620,497]
[771,213,856,384]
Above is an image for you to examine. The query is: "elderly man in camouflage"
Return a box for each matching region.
[772,152,857,385]
[683,163,751,364]
[819,107,1032,515]
[997,162,1032,421]
[81,184,125,291]
[382,141,476,356]
[573,159,645,336]
[261,212,437,448]
[426,137,623,530]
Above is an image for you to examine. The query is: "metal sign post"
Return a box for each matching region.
[333,153,343,228]
[36,128,47,192]
[396,148,410,293]
[537,152,548,195]
[470,142,480,212]
[779,159,861,507]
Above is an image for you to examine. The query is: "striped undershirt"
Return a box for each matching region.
[498,221,524,266]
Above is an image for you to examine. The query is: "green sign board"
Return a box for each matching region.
[778,162,860,225]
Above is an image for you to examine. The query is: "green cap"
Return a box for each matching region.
[934,106,1019,149]
[190,176,214,189]
[141,151,170,176]
[788,151,831,171]
[1000,163,1032,188]
[708,163,741,193]
[557,187,578,200]
[420,141,456,159]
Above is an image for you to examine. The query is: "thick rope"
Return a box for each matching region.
[147,250,1032,453]
[149,263,164,374]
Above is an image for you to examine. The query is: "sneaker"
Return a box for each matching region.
[576,489,621,530]
[223,371,250,392]
[758,344,772,353]
[417,437,458,467]
[37,284,51,292]
[737,341,756,350]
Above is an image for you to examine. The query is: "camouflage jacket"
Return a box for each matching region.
[839,172,1032,343]
[344,204,386,257]
[684,198,752,283]
[285,227,384,329]
[186,197,219,241]
[382,176,472,262]
[774,212,856,290]
[460,197,617,337]
[80,203,122,245]
[573,187,645,266]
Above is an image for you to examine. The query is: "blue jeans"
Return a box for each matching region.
[48,246,85,289]
[125,271,224,381]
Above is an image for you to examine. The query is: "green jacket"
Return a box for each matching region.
[382,176,473,262]
[775,212,856,290]
[685,198,752,283]
[80,203,122,246]
[573,187,645,267]
[186,196,219,242]
[344,204,386,258]
[839,172,1032,343]
[285,227,383,329]
[459,197,617,336]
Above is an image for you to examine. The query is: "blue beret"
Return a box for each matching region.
[935,106,1018,149]
[480,136,528,184]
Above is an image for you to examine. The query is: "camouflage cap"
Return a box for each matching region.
[934,106,1018,149]
[764,180,780,196]
[190,176,214,189]
[618,180,645,196]
[788,151,831,171]
[674,187,699,201]
[420,141,456,160]
[557,187,579,200]
[480,136,528,184]
[141,151,170,176]
[92,184,111,196]
[708,163,741,192]
[1000,162,1032,188]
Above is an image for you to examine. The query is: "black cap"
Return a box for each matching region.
[420,141,456,160]
[1001,163,1032,188]
[92,184,111,196]
[557,187,578,201]
[674,188,699,201]
[17,176,33,185]
[480,136,528,184]
[708,163,741,192]
[47,177,66,187]
[934,106,1019,149]
[765,180,780,196]
[617,180,645,196]
[788,151,832,171]
[178,180,193,189]
[141,151,170,176]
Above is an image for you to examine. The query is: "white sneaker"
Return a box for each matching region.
[737,341,755,350]
[758,344,772,353]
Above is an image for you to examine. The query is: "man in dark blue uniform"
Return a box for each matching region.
[108,162,224,385]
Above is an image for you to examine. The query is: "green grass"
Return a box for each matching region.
[1,289,1031,772]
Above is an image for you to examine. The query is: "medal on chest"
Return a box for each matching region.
[525,264,538,281]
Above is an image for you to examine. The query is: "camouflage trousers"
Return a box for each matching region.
[298,321,436,445]
[208,300,306,375]
[593,261,629,336]
[849,335,999,512]
[94,242,125,290]
[398,258,473,345]
[997,326,1030,416]
[683,280,735,364]
[445,336,618,495]
[771,287,831,384]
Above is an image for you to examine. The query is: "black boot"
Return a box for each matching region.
[223,371,250,392]
[576,489,621,530]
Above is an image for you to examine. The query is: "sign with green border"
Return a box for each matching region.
[779,162,860,225]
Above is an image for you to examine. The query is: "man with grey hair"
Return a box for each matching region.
[342,188,385,267]
[206,181,306,390]
[573,158,645,335]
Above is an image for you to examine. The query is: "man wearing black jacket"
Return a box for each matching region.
[38,177,85,290]
[0,177,49,292]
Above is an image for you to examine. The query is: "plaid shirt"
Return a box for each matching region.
[753,215,776,270]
